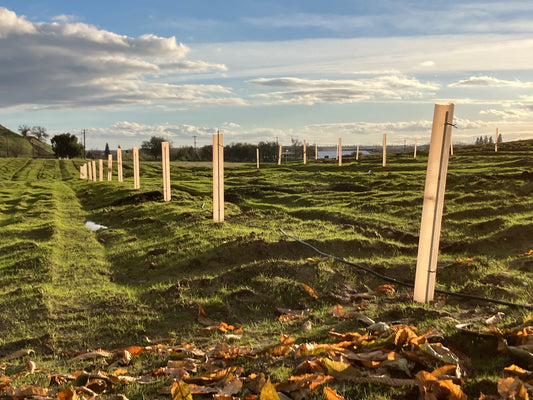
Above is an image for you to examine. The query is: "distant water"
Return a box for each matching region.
[85,221,107,231]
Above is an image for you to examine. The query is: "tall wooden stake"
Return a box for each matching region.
[92,161,97,182]
[213,132,224,222]
[356,145,360,161]
[382,133,387,167]
[278,144,282,165]
[303,140,307,164]
[99,159,103,181]
[414,139,418,159]
[107,155,112,181]
[414,103,454,303]
[88,161,93,180]
[338,138,342,166]
[256,148,260,169]
[117,148,123,182]
[162,141,171,202]
[315,144,318,160]
[133,147,140,189]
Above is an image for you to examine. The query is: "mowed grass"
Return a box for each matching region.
[0,141,532,398]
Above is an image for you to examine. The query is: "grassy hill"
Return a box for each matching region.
[0,124,55,158]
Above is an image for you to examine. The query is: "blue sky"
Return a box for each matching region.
[1,1,533,150]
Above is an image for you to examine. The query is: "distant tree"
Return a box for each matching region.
[258,141,279,162]
[31,126,48,141]
[483,135,489,144]
[488,136,494,145]
[104,142,110,158]
[497,133,503,143]
[198,145,212,161]
[18,125,31,137]
[51,133,83,158]
[141,136,166,158]
[475,136,481,145]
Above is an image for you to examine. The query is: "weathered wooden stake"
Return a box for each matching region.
[256,148,260,169]
[213,132,224,222]
[450,135,454,155]
[92,161,97,182]
[88,161,93,180]
[495,128,498,152]
[303,140,307,164]
[278,144,282,165]
[414,139,418,159]
[99,159,103,181]
[107,155,112,181]
[338,138,342,166]
[414,103,454,303]
[162,141,171,202]
[382,133,387,167]
[356,145,360,161]
[117,148,123,182]
[133,147,140,189]
[315,144,318,160]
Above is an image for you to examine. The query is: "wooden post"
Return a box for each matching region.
[99,159,103,181]
[315,144,318,160]
[382,133,387,167]
[338,138,342,166]
[256,148,260,169]
[303,140,307,164]
[79,164,83,179]
[414,139,418,159]
[450,135,454,155]
[133,147,140,189]
[213,132,224,222]
[88,161,93,180]
[278,144,282,165]
[162,141,171,202]
[414,103,454,303]
[495,128,498,152]
[356,145,359,161]
[107,154,112,181]
[92,161,97,182]
[117,148,123,182]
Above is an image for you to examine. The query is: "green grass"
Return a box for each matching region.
[1,140,532,399]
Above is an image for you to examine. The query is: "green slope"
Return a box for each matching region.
[0,124,55,158]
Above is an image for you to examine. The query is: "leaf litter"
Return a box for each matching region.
[1,291,533,400]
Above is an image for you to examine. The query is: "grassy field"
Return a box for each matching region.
[0,141,532,399]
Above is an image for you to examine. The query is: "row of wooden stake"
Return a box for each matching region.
[79,103,499,304]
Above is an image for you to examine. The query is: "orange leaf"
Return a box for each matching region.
[333,305,344,318]
[295,360,325,373]
[324,386,345,400]
[498,377,529,400]
[198,304,217,326]
[301,283,318,299]
[260,377,280,400]
[504,364,531,380]
[375,284,395,294]
[57,386,77,400]
[394,326,420,347]
[431,365,458,377]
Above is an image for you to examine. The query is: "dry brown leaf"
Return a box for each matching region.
[198,304,217,326]
[0,376,11,391]
[498,377,529,400]
[374,284,395,295]
[3,348,35,361]
[70,349,112,361]
[504,364,533,382]
[333,305,344,318]
[6,384,49,400]
[260,377,280,400]
[25,360,37,374]
[323,386,345,400]
[300,283,318,299]
[219,377,243,396]
[394,326,420,347]
[295,360,325,374]
[247,373,266,394]
[320,358,360,381]
[415,370,466,400]
[58,386,77,400]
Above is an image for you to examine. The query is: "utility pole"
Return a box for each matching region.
[82,129,86,159]
[192,135,197,150]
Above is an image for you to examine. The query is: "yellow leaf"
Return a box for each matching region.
[171,380,193,400]
[260,377,280,400]
[324,386,345,400]
[301,283,318,299]
[320,358,360,380]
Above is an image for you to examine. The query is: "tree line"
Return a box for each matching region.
[475,133,502,145]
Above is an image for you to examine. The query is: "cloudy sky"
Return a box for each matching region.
[1,1,533,150]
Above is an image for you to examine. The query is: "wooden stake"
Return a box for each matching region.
[278,144,282,165]
[356,145,359,161]
[162,141,171,202]
[107,154,112,181]
[414,139,418,159]
[99,159,103,181]
[213,132,224,221]
[88,161,93,180]
[382,133,387,167]
[414,103,454,303]
[450,135,454,155]
[117,148,123,182]
[92,161,97,182]
[303,140,307,164]
[133,147,140,189]
[338,138,342,166]
[495,128,498,152]
[315,144,318,160]
[256,147,260,168]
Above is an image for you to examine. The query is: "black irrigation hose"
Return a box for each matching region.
[279,228,533,311]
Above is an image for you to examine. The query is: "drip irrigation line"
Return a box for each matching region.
[279,228,533,311]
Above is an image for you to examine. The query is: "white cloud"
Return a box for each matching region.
[0,7,233,110]
[449,76,533,87]
[248,75,439,105]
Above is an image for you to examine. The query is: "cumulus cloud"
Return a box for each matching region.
[0,7,234,110]
[449,76,533,88]
[248,75,439,105]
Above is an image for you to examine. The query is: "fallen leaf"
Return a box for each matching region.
[323,386,345,400]
[320,358,360,381]
[260,377,280,400]
[198,304,217,326]
[3,349,35,361]
[301,283,318,299]
[70,349,112,361]
[498,377,529,400]
[295,360,325,374]
[375,284,395,294]
[415,370,466,400]
[171,380,193,400]
[25,360,37,374]
[333,305,344,318]
[6,384,49,400]
[58,386,77,400]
